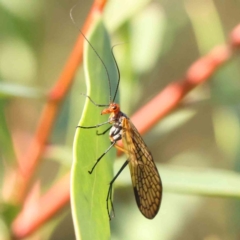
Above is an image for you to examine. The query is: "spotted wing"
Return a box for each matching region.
[121,117,162,219]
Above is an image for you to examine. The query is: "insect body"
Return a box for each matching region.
[102,102,162,219]
[79,98,162,219]
[74,13,162,219]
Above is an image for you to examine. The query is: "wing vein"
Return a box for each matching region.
[121,117,162,219]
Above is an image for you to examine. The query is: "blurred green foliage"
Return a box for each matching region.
[1,0,240,239]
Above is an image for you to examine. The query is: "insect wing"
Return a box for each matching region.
[122,118,162,219]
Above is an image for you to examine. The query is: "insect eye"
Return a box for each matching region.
[112,106,117,110]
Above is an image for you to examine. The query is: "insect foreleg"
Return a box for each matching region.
[76,120,110,129]
[96,126,111,136]
[88,141,116,174]
[107,159,129,220]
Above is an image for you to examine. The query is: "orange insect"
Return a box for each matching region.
[75,17,162,220]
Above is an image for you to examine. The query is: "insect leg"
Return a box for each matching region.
[107,159,129,220]
[96,126,111,136]
[114,144,128,154]
[76,120,110,129]
[88,141,116,174]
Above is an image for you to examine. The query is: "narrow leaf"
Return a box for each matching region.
[0,82,45,99]
[115,161,240,198]
[71,17,118,240]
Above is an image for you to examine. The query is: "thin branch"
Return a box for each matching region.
[130,45,231,136]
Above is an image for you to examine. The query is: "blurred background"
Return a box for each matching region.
[1,0,240,239]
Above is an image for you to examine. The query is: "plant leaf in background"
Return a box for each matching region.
[0,100,15,175]
[71,16,119,240]
[115,161,240,199]
[0,82,45,99]
[104,0,151,32]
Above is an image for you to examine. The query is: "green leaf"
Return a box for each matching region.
[71,17,119,240]
[0,100,15,182]
[104,0,151,32]
[162,166,240,198]
[130,3,166,74]
[115,161,240,198]
[0,82,45,99]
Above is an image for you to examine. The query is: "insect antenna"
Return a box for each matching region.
[110,45,121,103]
[70,5,112,105]
[79,93,108,107]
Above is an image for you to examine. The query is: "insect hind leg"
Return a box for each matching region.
[88,141,116,174]
[106,159,129,220]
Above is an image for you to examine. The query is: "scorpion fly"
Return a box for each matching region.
[74,16,162,220]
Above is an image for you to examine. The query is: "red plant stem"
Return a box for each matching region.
[130,23,240,135]
[14,0,108,203]
[12,23,240,239]
[130,45,231,136]
[12,173,70,239]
